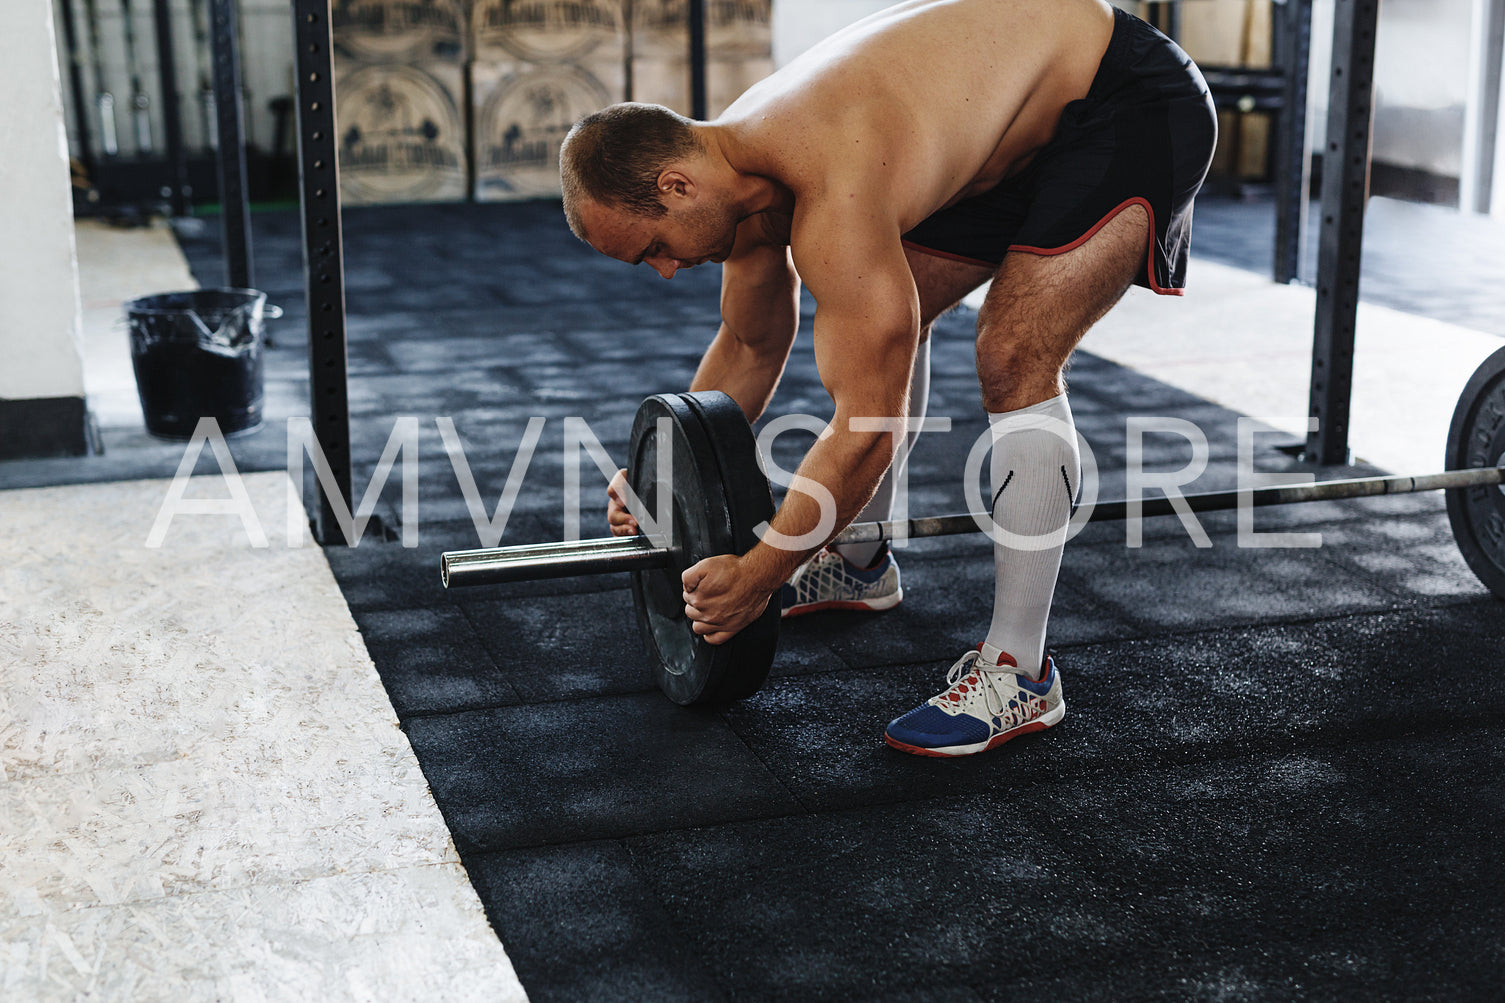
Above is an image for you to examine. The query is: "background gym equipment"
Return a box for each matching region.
[443,347,1505,705]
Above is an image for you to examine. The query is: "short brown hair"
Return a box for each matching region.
[560,103,702,236]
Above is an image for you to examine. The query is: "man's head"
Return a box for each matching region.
[560,102,739,278]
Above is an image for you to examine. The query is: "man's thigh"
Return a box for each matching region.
[975,202,1150,410]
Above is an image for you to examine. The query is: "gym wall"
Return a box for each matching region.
[470,0,628,203]
[330,0,469,206]
[630,0,775,119]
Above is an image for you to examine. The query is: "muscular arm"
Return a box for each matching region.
[690,215,800,423]
[737,203,920,591]
[679,199,921,643]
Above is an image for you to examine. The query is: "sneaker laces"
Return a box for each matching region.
[938,649,1010,719]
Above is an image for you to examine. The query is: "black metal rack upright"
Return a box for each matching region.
[688,0,707,121]
[1273,0,1313,285]
[209,0,253,288]
[290,0,352,545]
[1305,0,1381,466]
[150,0,191,216]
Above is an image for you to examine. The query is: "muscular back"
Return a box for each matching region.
[721,0,1116,234]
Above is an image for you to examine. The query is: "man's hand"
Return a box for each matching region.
[606,468,639,537]
[681,555,774,644]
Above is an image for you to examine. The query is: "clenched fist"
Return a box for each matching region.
[681,555,773,645]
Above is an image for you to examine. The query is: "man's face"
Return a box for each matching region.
[577,192,738,280]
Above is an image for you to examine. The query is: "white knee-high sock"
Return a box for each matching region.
[837,338,931,568]
[982,394,1078,679]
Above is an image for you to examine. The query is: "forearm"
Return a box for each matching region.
[740,422,899,590]
[690,323,788,422]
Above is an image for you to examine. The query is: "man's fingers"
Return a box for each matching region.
[692,620,731,642]
[607,490,639,536]
[607,469,636,535]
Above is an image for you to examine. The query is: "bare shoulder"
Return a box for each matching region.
[787,192,910,310]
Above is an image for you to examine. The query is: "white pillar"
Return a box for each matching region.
[0,0,89,458]
[1457,0,1504,214]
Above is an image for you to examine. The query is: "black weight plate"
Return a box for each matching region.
[1445,345,1505,600]
[681,391,781,698]
[628,392,779,704]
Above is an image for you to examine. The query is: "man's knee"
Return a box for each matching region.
[975,333,1063,410]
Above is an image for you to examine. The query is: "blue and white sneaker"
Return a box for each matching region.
[885,647,1065,757]
[780,543,902,618]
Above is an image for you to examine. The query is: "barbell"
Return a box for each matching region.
[442,345,1505,705]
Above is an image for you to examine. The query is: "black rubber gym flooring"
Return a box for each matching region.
[107,201,1505,997]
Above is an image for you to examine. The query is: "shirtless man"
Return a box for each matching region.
[560,0,1216,756]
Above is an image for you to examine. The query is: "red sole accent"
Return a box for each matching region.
[884,720,1051,758]
[782,598,894,618]
[883,735,954,758]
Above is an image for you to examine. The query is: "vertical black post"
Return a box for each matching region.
[292,0,352,545]
[1163,0,1181,43]
[211,0,253,287]
[58,0,97,176]
[1304,0,1379,467]
[151,0,190,215]
[1272,0,1312,284]
[688,0,707,120]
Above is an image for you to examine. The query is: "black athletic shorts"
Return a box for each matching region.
[901,6,1217,295]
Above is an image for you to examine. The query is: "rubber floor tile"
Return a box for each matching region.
[353,605,521,716]
[1062,534,1399,631]
[321,519,508,612]
[465,840,730,1003]
[404,693,801,852]
[462,589,656,701]
[1306,515,1493,601]
[620,728,1505,1001]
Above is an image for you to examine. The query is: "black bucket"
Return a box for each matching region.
[125,288,280,440]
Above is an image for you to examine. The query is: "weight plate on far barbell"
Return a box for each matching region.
[1445,345,1505,601]
[628,391,780,705]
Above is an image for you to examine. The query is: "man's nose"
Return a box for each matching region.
[647,256,681,280]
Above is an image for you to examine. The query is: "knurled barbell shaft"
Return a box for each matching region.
[440,465,1505,588]
[837,465,1505,543]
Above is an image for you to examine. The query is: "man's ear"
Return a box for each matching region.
[657,169,695,202]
